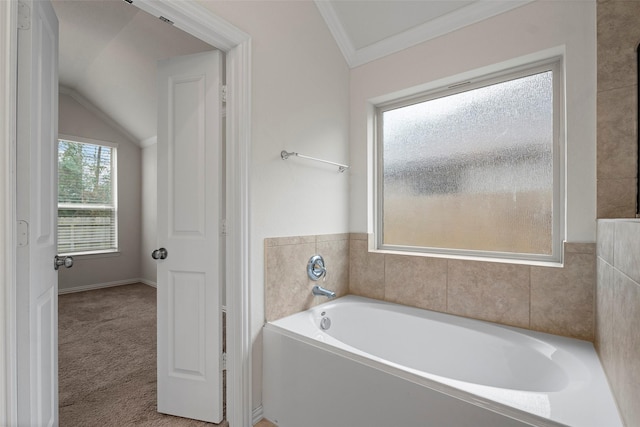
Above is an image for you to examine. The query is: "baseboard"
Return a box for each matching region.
[252,405,264,426]
[58,278,150,295]
[138,278,157,288]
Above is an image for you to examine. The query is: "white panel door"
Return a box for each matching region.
[156,50,223,423]
[15,0,59,425]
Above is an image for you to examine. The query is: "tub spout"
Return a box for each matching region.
[312,285,336,299]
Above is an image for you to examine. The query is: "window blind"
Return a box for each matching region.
[58,140,117,254]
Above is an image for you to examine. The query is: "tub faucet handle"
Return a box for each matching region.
[307,255,327,281]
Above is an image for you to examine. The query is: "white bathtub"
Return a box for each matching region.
[263,296,622,427]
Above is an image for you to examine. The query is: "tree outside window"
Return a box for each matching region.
[58,139,117,254]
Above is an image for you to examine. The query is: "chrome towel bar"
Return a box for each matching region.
[280,150,349,173]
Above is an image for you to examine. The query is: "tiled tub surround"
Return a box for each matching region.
[597,0,639,218]
[265,233,596,341]
[350,234,596,341]
[596,3,640,424]
[596,219,640,427]
[264,234,349,322]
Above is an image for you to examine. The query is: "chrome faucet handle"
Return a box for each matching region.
[307,255,327,281]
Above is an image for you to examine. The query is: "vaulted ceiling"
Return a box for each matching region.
[52,0,532,146]
[52,0,213,145]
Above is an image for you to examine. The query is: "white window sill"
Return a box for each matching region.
[58,250,120,260]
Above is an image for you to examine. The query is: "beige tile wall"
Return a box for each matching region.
[349,234,596,340]
[264,234,349,322]
[596,219,640,427]
[264,233,595,340]
[597,3,640,424]
[597,0,639,218]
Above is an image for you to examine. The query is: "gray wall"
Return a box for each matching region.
[58,90,142,291]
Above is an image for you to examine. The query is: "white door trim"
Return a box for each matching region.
[224,37,253,427]
[1,0,17,424]
[1,1,252,426]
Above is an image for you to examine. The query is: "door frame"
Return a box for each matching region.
[0,0,17,425]
[0,1,253,426]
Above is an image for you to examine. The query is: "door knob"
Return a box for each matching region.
[152,247,168,260]
[54,255,73,270]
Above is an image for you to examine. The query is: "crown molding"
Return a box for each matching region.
[316,0,534,69]
[314,0,356,67]
[59,85,140,146]
[131,0,249,51]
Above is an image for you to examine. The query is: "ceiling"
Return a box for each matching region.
[315,0,533,68]
[331,1,475,49]
[52,0,532,145]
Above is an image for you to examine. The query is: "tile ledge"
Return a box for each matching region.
[564,242,596,254]
[369,247,564,268]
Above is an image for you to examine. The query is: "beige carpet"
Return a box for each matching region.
[59,283,226,427]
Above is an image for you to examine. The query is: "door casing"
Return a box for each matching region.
[1,1,252,426]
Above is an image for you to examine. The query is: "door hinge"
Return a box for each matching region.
[220,218,227,236]
[221,85,227,103]
[18,2,30,30]
[158,16,174,25]
[222,352,227,371]
[17,220,28,247]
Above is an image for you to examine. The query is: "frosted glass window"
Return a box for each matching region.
[58,139,118,255]
[378,64,559,259]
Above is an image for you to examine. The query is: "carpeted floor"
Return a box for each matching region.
[58,283,226,427]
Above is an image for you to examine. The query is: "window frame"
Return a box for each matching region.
[57,134,119,256]
[373,57,564,264]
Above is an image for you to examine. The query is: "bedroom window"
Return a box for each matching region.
[375,59,563,263]
[58,138,118,255]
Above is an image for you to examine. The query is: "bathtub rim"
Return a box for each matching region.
[264,321,565,427]
[264,295,622,427]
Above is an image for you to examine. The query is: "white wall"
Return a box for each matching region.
[141,143,157,285]
[200,0,351,410]
[57,91,142,290]
[349,0,597,243]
